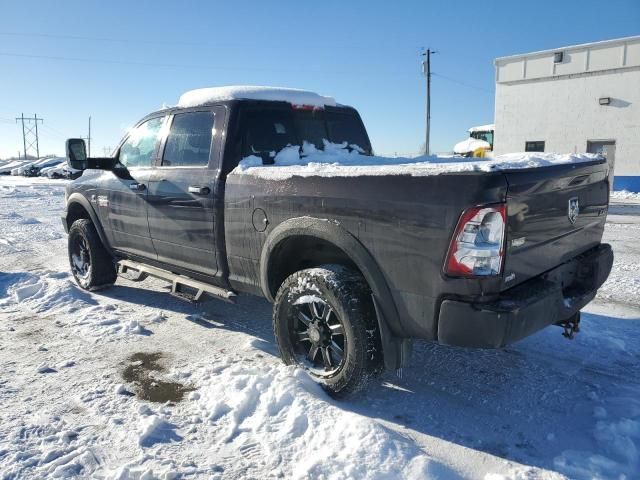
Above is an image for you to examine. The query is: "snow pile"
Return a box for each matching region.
[0,271,154,340]
[0,271,82,313]
[611,190,640,200]
[191,361,440,479]
[232,142,602,180]
[178,86,337,108]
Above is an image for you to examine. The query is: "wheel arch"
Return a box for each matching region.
[260,217,407,369]
[65,193,114,256]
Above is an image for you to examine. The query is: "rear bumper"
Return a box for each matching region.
[437,243,613,348]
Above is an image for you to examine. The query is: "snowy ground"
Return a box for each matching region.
[1,175,639,480]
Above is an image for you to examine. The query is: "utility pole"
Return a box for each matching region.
[16,113,44,159]
[421,49,437,156]
[80,117,92,156]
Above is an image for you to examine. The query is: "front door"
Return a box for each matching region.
[146,109,223,277]
[103,116,165,259]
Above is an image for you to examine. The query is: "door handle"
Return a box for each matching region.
[188,185,210,195]
[129,183,146,191]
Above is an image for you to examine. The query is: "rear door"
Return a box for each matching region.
[102,115,165,259]
[146,107,225,276]
[501,160,610,289]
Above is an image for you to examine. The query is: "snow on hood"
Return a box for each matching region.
[178,86,337,108]
[453,137,491,155]
[231,142,602,181]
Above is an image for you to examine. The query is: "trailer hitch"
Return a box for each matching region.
[556,312,581,340]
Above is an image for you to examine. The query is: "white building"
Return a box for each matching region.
[494,35,640,191]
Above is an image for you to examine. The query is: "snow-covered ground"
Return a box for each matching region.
[1,175,639,480]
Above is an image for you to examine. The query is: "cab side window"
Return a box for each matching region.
[119,117,164,168]
[162,111,215,167]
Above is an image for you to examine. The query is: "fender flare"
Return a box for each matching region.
[260,217,408,370]
[66,193,114,256]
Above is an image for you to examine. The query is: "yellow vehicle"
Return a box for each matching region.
[453,124,494,157]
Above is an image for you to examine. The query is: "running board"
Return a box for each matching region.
[117,259,236,304]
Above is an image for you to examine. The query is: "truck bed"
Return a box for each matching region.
[225,152,609,342]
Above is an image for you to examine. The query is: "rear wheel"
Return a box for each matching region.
[68,219,117,290]
[273,265,382,397]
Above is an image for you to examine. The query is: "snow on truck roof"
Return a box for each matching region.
[468,124,495,133]
[178,86,337,108]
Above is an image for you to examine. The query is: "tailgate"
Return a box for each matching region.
[501,159,609,290]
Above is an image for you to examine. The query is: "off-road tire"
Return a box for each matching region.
[273,264,382,397]
[68,219,117,291]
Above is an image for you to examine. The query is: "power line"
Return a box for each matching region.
[0,50,497,90]
[0,31,380,50]
[40,123,70,139]
[432,72,491,94]
[0,51,356,75]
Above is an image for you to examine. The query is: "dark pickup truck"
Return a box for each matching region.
[62,86,613,396]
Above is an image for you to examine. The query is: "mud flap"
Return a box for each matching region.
[372,294,413,371]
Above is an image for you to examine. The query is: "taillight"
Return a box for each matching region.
[445,204,506,277]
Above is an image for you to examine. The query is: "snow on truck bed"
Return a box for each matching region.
[231,142,602,181]
[178,85,337,108]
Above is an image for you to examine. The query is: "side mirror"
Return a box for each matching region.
[66,138,88,170]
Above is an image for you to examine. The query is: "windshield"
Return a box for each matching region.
[470,131,494,146]
[240,107,371,158]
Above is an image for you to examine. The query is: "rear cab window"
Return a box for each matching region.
[239,104,372,159]
[325,111,370,152]
[242,111,297,157]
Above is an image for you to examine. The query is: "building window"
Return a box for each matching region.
[525,141,545,152]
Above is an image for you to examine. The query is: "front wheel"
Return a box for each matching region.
[273,265,382,397]
[68,219,117,290]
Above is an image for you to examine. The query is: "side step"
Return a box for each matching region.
[117,259,236,304]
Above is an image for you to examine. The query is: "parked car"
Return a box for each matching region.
[13,156,64,176]
[0,159,31,175]
[61,86,613,396]
[40,159,80,179]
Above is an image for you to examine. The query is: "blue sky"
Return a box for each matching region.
[1,0,638,159]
